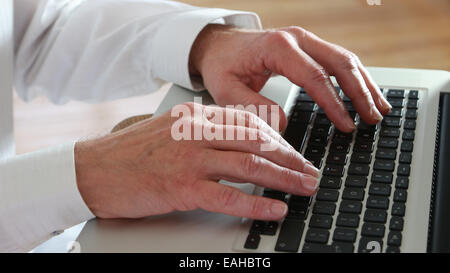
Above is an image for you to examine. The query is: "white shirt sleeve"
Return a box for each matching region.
[2,0,262,252]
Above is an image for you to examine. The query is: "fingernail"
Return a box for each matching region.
[370,105,383,121]
[303,174,319,192]
[270,202,287,217]
[345,117,356,131]
[304,162,320,177]
[379,97,392,111]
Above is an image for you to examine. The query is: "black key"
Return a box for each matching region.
[353,141,374,153]
[402,130,415,141]
[358,237,383,253]
[345,176,367,188]
[283,122,308,151]
[307,156,323,169]
[326,153,348,165]
[286,207,309,221]
[391,203,406,217]
[401,141,414,152]
[275,220,305,252]
[316,189,339,202]
[305,228,330,244]
[290,195,312,206]
[348,163,370,176]
[313,124,332,136]
[366,196,390,210]
[309,215,333,229]
[308,133,328,146]
[305,145,326,157]
[387,89,405,98]
[382,117,402,128]
[250,220,266,234]
[297,102,316,112]
[356,130,376,142]
[376,149,397,160]
[386,108,403,117]
[361,223,385,237]
[333,130,353,143]
[297,93,314,102]
[407,99,418,109]
[262,221,279,236]
[369,183,391,196]
[333,228,357,243]
[320,176,342,189]
[378,137,398,149]
[263,191,286,202]
[373,159,395,172]
[314,114,331,127]
[358,121,379,132]
[371,171,393,184]
[387,98,404,108]
[380,128,400,138]
[330,142,350,153]
[336,213,360,228]
[408,90,419,99]
[397,164,411,176]
[313,201,336,215]
[395,176,409,189]
[339,200,362,214]
[342,187,365,201]
[394,189,407,203]
[302,242,353,253]
[388,232,402,246]
[322,164,345,177]
[385,246,400,253]
[404,120,416,130]
[290,111,313,124]
[351,152,372,164]
[399,152,412,164]
[244,234,261,249]
[389,216,404,231]
[364,209,388,223]
[405,109,417,119]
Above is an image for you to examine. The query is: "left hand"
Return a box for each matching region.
[189,25,392,132]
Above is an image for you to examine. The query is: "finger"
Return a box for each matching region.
[283,27,389,123]
[261,30,356,132]
[210,80,288,131]
[195,181,287,220]
[203,124,319,177]
[205,150,319,196]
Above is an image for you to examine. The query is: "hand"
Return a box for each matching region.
[190,25,392,132]
[75,103,319,220]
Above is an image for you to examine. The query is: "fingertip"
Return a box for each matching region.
[269,201,288,218]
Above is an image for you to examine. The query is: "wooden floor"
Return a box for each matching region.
[14,0,450,154]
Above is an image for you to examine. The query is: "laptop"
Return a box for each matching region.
[76,67,450,253]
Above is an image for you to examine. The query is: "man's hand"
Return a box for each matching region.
[75,103,319,220]
[190,25,392,132]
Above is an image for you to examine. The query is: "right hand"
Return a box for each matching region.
[74,102,319,221]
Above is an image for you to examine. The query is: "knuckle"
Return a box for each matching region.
[280,167,297,189]
[265,30,294,47]
[242,154,261,177]
[220,187,241,207]
[249,198,264,217]
[309,67,330,85]
[340,51,359,70]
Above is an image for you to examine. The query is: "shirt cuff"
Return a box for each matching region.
[0,142,95,252]
[151,8,262,91]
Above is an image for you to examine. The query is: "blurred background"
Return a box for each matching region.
[15,0,450,154]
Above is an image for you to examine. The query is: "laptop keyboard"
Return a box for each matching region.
[243,87,419,253]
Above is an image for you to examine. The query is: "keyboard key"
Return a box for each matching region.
[348,163,370,176]
[387,89,405,98]
[305,228,330,244]
[312,124,332,136]
[373,159,395,172]
[386,108,403,117]
[305,145,326,157]
[249,220,266,234]
[330,142,350,153]
[336,213,360,228]
[353,141,374,153]
[386,246,400,253]
[319,176,342,189]
[371,171,393,184]
[283,122,308,151]
[394,189,407,203]
[361,223,385,237]
[351,152,372,164]
[378,137,398,149]
[313,201,336,215]
[263,191,286,202]
[356,130,376,142]
[380,128,400,138]
[323,164,345,177]
[405,109,417,119]
[389,217,404,231]
[302,242,354,253]
[395,176,409,189]
[407,99,418,109]
[309,215,333,229]
[244,234,261,249]
[388,231,402,246]
[333,228,357,243]
[297,93,314,102]
[397,164,411,176]
[316,189,339,202]
[369,183,392,196]
[339,200,362,214]
[401,141,414,152]
[391,203,406,216]
[366,196,390,210]
[333,130,353,143]
[408,90,419,99]
[402,130,415,141]
[404,120,416,130]
[364,209,388,223]
[399,152,412,164]
[297,102,316,112]
[262,221,279,236]
[358,121,379,132]
[275,220,305,252]
[290,111,313,124]
[342,187,365,201]
[286,207,309,221]
[345,176,368,188]
[376,148,397,160]
[307,156,323,169]
[387,98,404,108]
[314,114,331,127]
[382,117,402,128]
[326,153,348,165]
[358,237,383,253]
[289,195,312,206]
[308,134,328,146]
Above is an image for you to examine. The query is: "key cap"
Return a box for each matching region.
[402,130,415,141]
[274,220,305,252]
[302,242,354,253]
[323,164,345,177]
[361,223,385,237]
[326,153,348,165]
[289,195,312,206]
[397,164,411,176]
[333,228,357,243]
[408,90,419,99]
[358,237,383,253]
[380,128,400,138]
[263,191,286,202]
[351,152,372,164]
[376,149,397,160]
[378,137,398,149]
[342,187,365,201]
[345,176,367,188]
[385,246,400,253]
[297,102,316,112]
[308,134,328,146]
[286,207,309,221]
[386,108,403,117]
[244,234,261,249]
[407,99,418,109]
[353,141,374,153]
[391,203,406,216]
[313,124,332,136]
[339,200,362,214]
[399,152,412,164]
[313,201,336,215]
[249,220,266,234]
[356,130,376,141]
[358,121,379,132]
[262,221,279,236]
[305,145,326,157]
[309,215,333,229]
[395,176,409,189]
[348,163,370,176]
[320,176,342,189]
[401,141,414,152]
[387,98,404,108]
[314,114,331,127]
[373,159,395,172]
[297,93,314,102]
[369,183,391,196]
[366,196,390,210]
[330,142,350,153]
[371,171,393,184]
[382,117,402,128]
[364,209,388,223]
[290,111,313,124]
[307,156,323,169]
[387,89,405,98]
[394,189,407,203]
[316,189,340,202]
[388,231,402,246]
[305,228,330,244]
[333,130,353,143]
[336,213,360,228]
[389,216,404,231]
[404,120,416,130]
[405,109,417,120]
